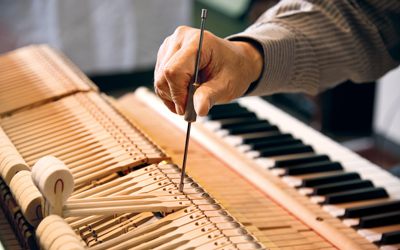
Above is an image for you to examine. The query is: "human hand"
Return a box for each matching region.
[154,26,263,116]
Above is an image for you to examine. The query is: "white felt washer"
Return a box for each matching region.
[21,190,43,228]
[2,157,30,186]
[36,215,67,240]
[37,162,74,206]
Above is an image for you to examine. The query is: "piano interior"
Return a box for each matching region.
[0,45,399,250]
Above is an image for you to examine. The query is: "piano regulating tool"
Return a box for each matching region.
[180,8,208,193]
[1,45,399,250]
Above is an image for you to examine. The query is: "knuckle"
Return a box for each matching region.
[159,36,170,49]
[163,65,177,81]
[175,25,189,34]
[155,86,167,99]
[154,78,162,89]
[153,76,167,93]
[202,30,214,42]
[203,30,212,38]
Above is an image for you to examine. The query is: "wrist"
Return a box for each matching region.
[233,41,264,84]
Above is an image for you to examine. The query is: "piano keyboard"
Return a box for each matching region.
[131,87,400,250]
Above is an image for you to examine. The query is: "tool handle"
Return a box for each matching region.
[184,82,200,122]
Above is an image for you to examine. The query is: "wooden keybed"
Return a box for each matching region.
[0,45,268,250]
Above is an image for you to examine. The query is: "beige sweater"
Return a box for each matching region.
[229,0,400,96]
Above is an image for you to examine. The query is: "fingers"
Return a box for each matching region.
[154,26,200,115]
[161,98,178,114]
[154,36,178,107]
[163,48,197,114]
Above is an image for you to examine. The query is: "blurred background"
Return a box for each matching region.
[0,0,399,174]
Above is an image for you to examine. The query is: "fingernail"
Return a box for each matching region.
[193,97,200,115]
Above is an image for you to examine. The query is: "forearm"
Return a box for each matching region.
[229,0,400,96]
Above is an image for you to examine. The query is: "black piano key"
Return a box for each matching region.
[208,102,242,113]
[312,179,374,195]
[209,113,258,125]
[285,161,343,175]
[258,144,314,157]
[301,172,361,187]
[221,117,264,129]
[227,122,279,135]
[324,187,389,204]
[343,200,400,218]
[207,108,254,120]
[358,211,400,228]
[250,138,303,151]
[275,154,330,168]
[243,133,293,144]
[380,230,400,245]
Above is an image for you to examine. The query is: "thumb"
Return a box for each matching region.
[193,76,250,116]
[193,84,217,116]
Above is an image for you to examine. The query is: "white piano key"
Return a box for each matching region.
[202,120,221,131]
[281,176,302,187]
[270,168,285,176]
[255,158,274,169]
[372,178,400,188]
[390,194,400,200]
[237,144,251,152]
[245,151,260,158]
[224,135,244,146]
[216,129,229,137]
[323,205,346,217]
[343,218,359,227]
[358,225,400,241]
[310,196,325,204]
[298,187,313,195]
[358,229,378,237]
[253,152,318,168]
[385,186,400,198]
[365,234,382,243]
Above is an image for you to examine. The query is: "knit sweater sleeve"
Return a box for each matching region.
[228,0,400,96]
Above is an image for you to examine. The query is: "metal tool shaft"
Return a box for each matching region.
[179,9,207,192]
[179,122,191,192]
